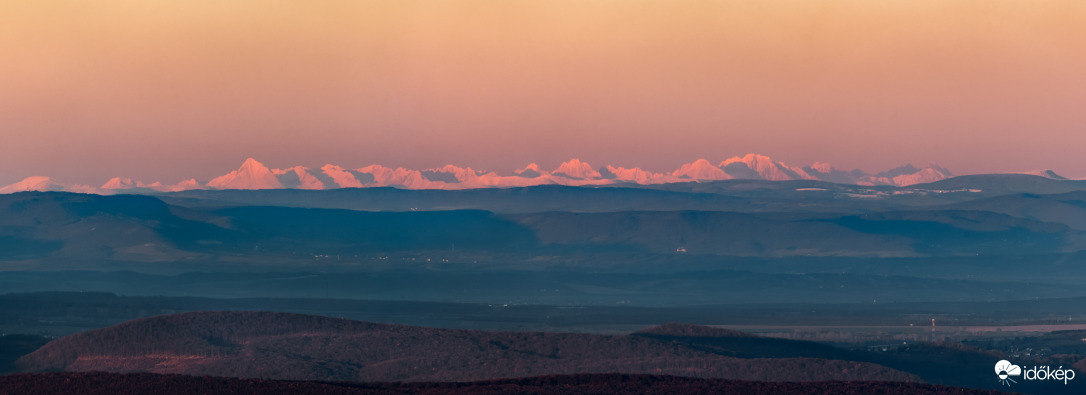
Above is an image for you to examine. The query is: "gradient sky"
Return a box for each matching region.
[2,0,1085,185]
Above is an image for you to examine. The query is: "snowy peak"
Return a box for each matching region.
[602,165,663,184]
[207,158,283,190]
[802,162,874,185]
[673,159,730,181]
[0,176,101,194]
[876,164,922,179]
[0,176,70,194]
[870,164,951,186]
[421,165,485,184]
[720,153,812,181]
[720,153,772,168]
[239,157,267,173]
[166,178,205,192]
[357,165,435,189]
[100,177,205,192]
[552,159,601,180]
[101,177,142,190]
[809,162,835,174]
[514,163,545,178]
[319,165,361,188]
[274,166,328,190]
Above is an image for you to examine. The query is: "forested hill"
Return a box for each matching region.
[17,311,917,383]
[0,372,1014,395]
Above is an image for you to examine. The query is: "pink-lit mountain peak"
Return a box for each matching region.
[673,159,730,180]
[720,153,813,181]
[553,159,601,180]
[101,177,141,190]
[514,163,545,178]
[880,165,953,186]
[207,158,282,190]
[320,164,365,188]
[273,166,327,190]
[240,157,267,171]
[604,165,663,184]
[425,164,488,183]
[809,162,836,173]
[720,153,771,167]
[0,176,66,194]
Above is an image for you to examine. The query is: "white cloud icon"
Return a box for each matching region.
[995,360,1021,380]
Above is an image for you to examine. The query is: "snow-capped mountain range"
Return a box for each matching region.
[0,154,1069,194]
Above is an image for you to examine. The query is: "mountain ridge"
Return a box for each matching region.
[4,154,1044,194]
[1,154,1074,194]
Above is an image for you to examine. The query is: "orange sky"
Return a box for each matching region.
[2,0,1085,184]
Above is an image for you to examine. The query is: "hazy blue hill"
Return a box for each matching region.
[633,175,1086,208]
[939,191,1086,230]
[159,184,899,214]
[512,209,1075,256]
[5,267,1084,306]
[2,192,1083,266]
[160,185,764,213]
[914,174,1086,195]
[0,192,545,260]
[610,178,889,196]
[0,235,62,259]
[213,206,539,253]
[828,210,1071,255]
[0,192,230,260]
[8,291,1086,338]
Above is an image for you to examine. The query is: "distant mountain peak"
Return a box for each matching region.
[206,158,283,190]
[172,178,203,190]
[870,164,951,186]
[514,163,544,178]
[240,157,265,168]
[0,176,66,193]
[720,153,771,167]
[100,177,139,190]
[553,159,601,180]
[673,159,730,180]
[719,153,812,181]
[876,164,922,179]
[603,165,661,183]
[809,162,835,173]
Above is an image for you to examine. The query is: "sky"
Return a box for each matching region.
[2,0,1085,185]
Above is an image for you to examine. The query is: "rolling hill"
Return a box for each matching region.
[0,372,1013,395]
[2,191,1082,264]
[16,311,918,383]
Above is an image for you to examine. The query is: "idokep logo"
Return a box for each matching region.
[995,359,1076,387]
[995,360,1021,386]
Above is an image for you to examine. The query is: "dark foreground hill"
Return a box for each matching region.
[633,323,1010,390]
[16,311,917,383]
[0,372,1013,395]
